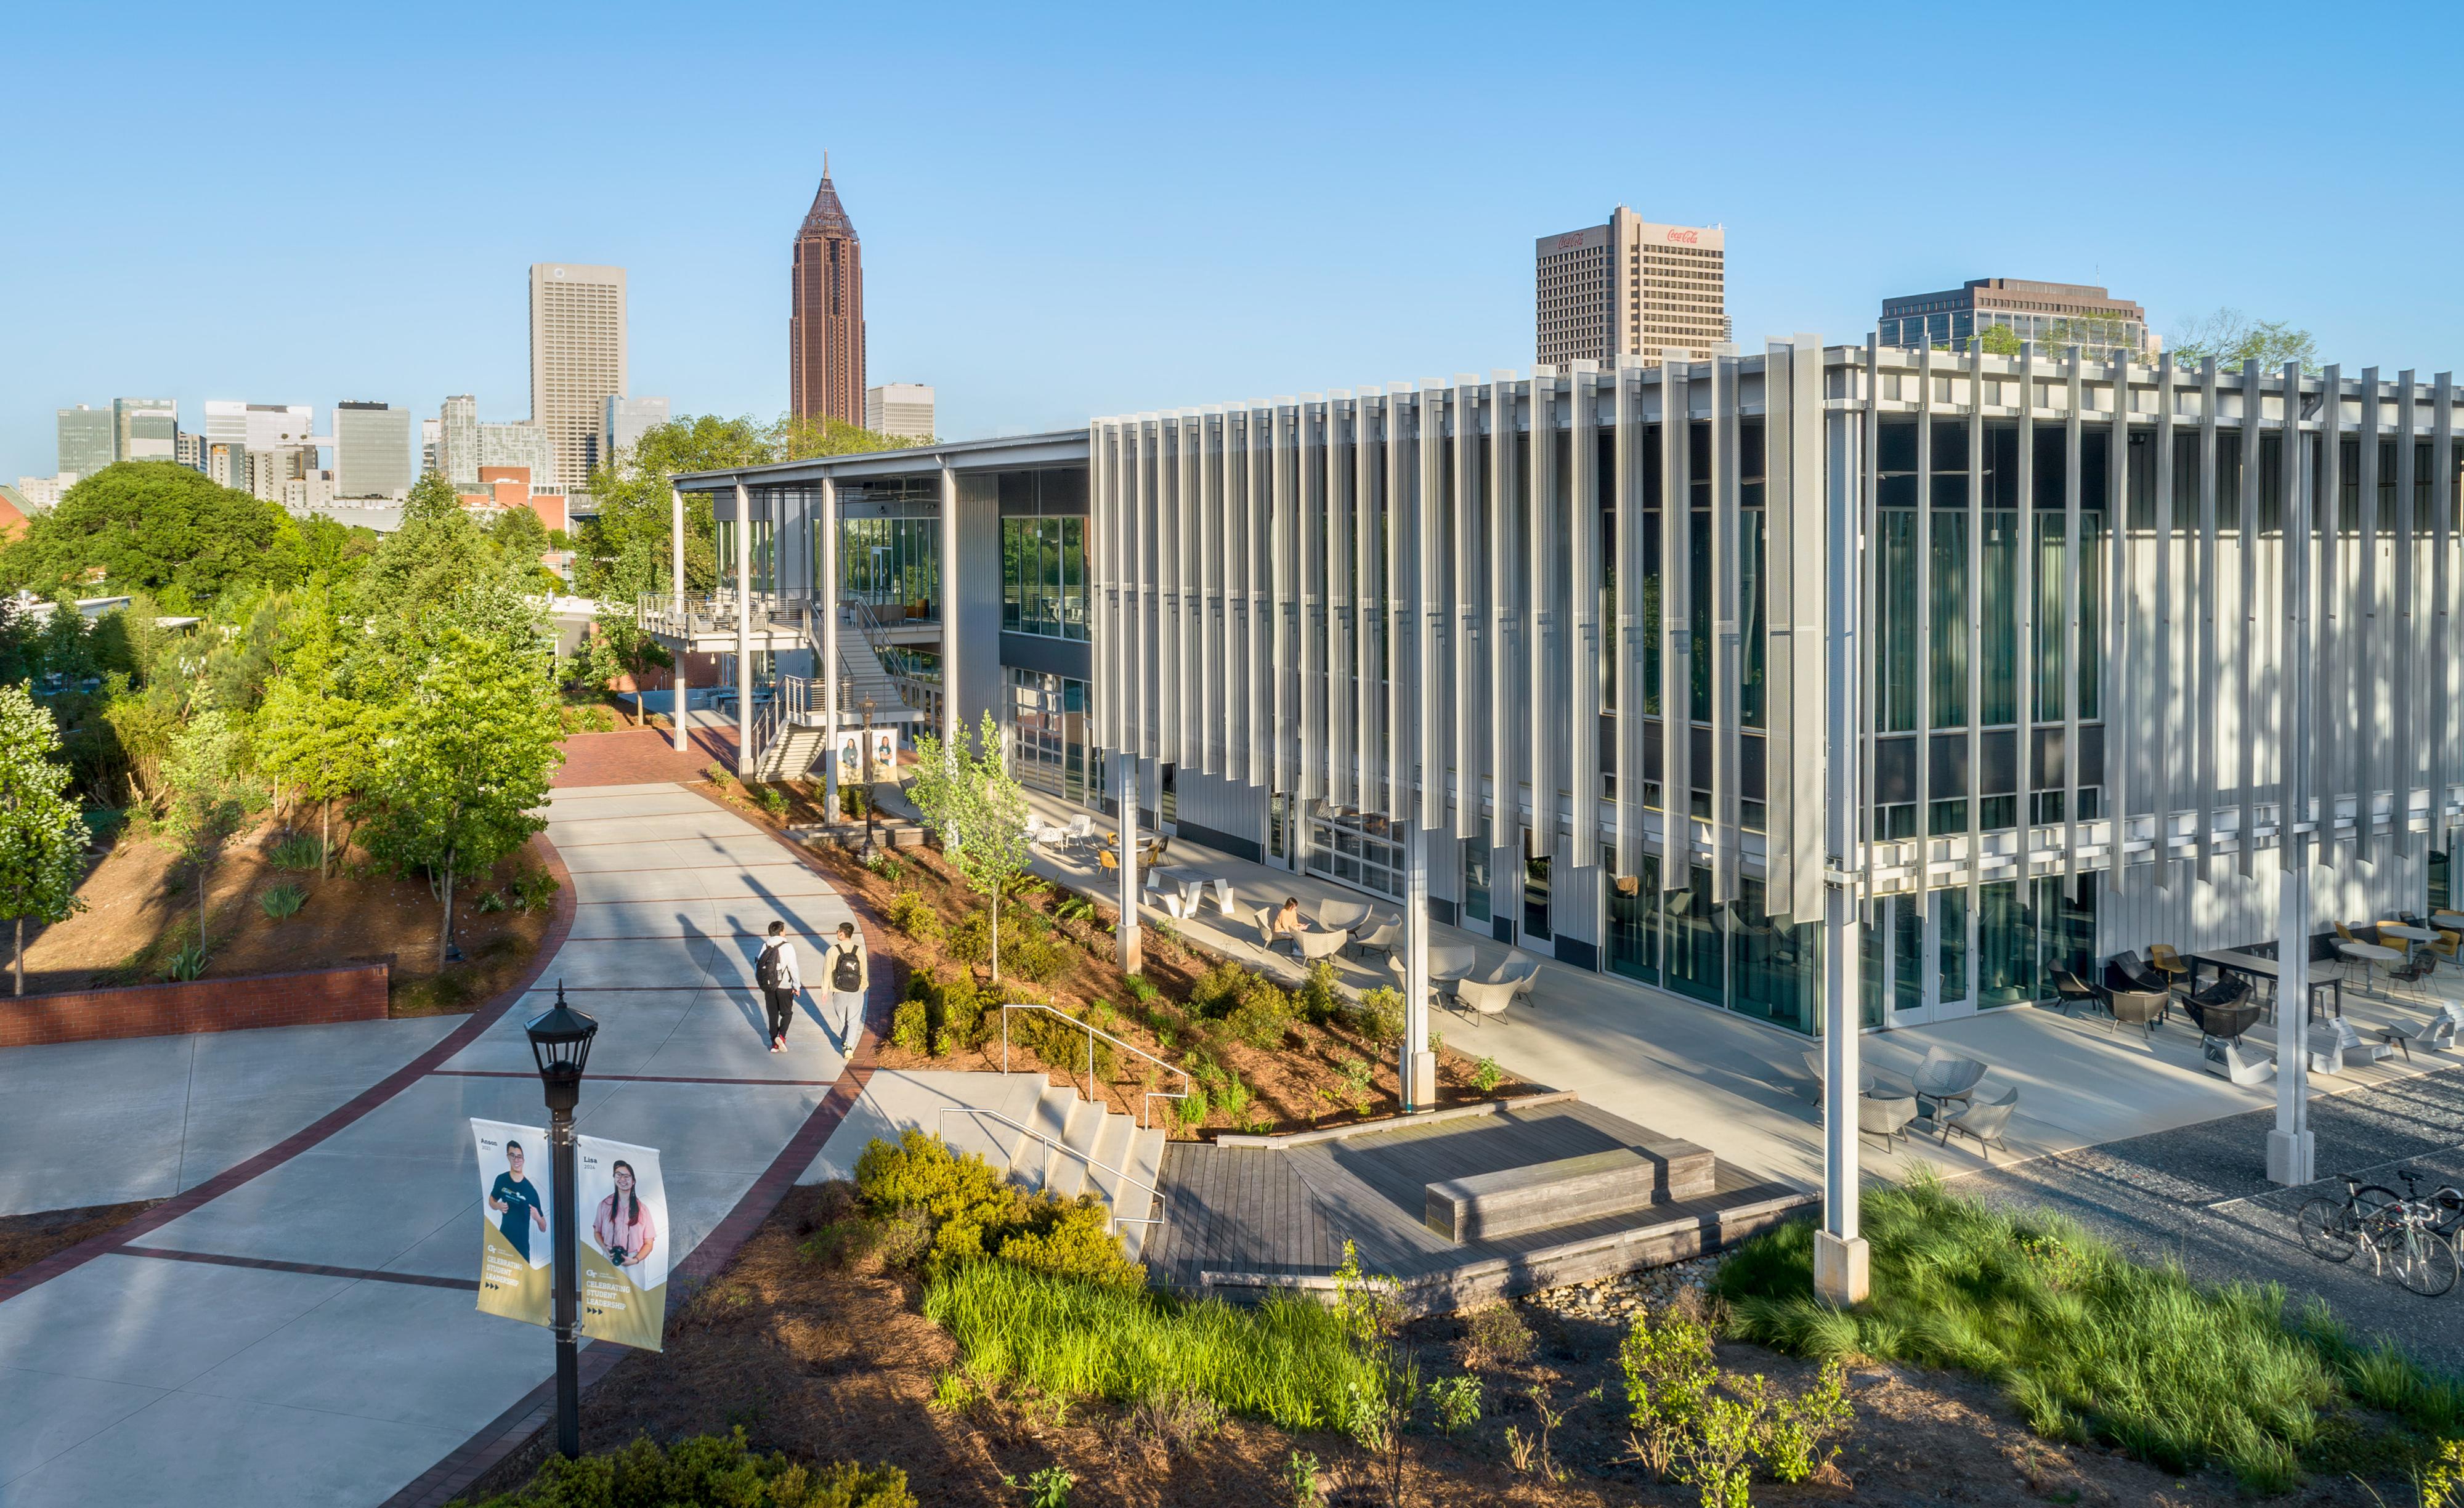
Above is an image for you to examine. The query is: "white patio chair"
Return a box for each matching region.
[1293,926,1352,964]
[1936,1084,2018,1162]
[1316,898,1373,934]
[1351,914,1404,962]
[1452,975,1519,1026]
[1483,949,1542,1003]
[1062,814,1095,850]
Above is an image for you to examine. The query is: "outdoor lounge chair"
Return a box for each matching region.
[1485,950,1543,1002]
[2182,979,2262,1047]
[1350,914,1403,962]
[1858,1089,1917,1149]
[2147,943,2193,990]
[2378,1013,2457,1063]
[1451,975,1519,1026]
[1908,1045,1987,1116]
[2104,981,2168,1039]
[1315,898,1372,934]
[1293,926,1352,965]
[1937,1084,2018,1162]
[1252,907,1279,949]
[2109,952,2172,999]
[2050,967,2105,1018]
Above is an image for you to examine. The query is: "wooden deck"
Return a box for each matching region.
[1142,1097,1813,1314]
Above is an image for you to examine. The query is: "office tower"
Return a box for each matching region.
[113,398,178,464]
[480,420,557,486]
[437,395,479,486]
[1534,207,1728,365]
[55,406,113,481]
[246,444,317,503]
[599,395,670,472]
[203,400,315,453]
[176,431,206,471]
[1877,278,2155,360]
[207,444,252,494]
[864,383,934,442]
[14,477,65,511]
[332,402,413,499]
[790,154,864,427]
[420,417,441,475]
[528,263,625,491]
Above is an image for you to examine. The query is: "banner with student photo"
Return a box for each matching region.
[577,1133,669,1351]
[869,726,897,780]
[471,1119,554,1329]
[833,729,862,788]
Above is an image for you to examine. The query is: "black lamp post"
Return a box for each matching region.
[524,983,599,1461]
[859,696,879,858]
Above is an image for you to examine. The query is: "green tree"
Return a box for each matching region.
[1977,323,2024,357]
[485,505,563,593]
[161,707,249,950]
[344,505,543,702]
[907,712,1033,984]
[0,686,90,994]
[0,462,309,607]
[354,627,562,963]
[2169,308,2319,373]
[575,606,672,724]
[256,667,368,875]
[402,470,464,527]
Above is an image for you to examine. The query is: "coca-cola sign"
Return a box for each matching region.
[1664,227,1700,245]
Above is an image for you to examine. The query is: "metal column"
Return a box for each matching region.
[670,487,688,753]
[734,482,752,776]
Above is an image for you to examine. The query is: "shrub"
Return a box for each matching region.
[1461,1303,1535,1369]
[512,864,559,912]
[1226,980,1294,1050]
[465,1429,915,1508]
[1002,1465,1074,1508]
[757,785,790,819]
[1431,1373,1483,1433]
[908,968,989,1053]
[474,888,509,914]
[885,890,935,934]
[1353,986,1406,1046]
[1473,1056,1505,1095]
[890,998,930,1053]
[267,832,322,872]
[162,939,208,981]
[1014,1004,1113,1080]
[1175,1086,1209,1127]
[923,1261,1380,1432]
[1124,1384,1223,1453]
[1331,1056,1375,1116]
[854,1130,1027,1274]
[1005,928,1069,984]
[259,883,306,922]
[1714,1171,2346,1491]
[947,910,991,965]
[997,1196,1145,1291]
[864,850,903,882]
[800,1217,881,1270]
[1212,1072,1252,1121]
[1296,959,1341,1024]
[703,762,732,787]
[841,784,871,820]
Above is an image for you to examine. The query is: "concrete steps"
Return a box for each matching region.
[997,1082,1171,1262]
[752,723,828,781]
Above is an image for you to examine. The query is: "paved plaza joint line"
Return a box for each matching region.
[0,780,894,1508]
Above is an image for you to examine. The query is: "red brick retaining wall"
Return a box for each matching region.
[0,963,391,1048]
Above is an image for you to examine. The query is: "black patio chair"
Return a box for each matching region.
[2105,960,2172,1027]
[2109,951,2171,997]
[2049,967,2105,1019]
[2182,978,2261,1047]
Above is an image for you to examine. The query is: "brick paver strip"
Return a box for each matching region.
[0,831,580,1308]
[431,1069,845,1087]
[379,788,899,1508]
[551,726,740,789]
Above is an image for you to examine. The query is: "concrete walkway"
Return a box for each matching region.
[1021,791,2463,1193]
[0,782,863,1507]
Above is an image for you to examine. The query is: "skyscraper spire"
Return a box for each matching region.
[790,158,864,426]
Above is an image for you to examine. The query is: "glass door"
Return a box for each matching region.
[1887,888,1979,1028]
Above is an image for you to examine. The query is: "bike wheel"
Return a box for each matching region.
[2384,1225,2460,1298]
[2297,1197,2360,1263]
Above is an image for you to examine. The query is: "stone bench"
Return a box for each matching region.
[1422,1137,1716,1244]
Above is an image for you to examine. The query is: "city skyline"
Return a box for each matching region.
[6,2,2460,487]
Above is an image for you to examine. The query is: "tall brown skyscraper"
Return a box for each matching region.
[790,156,865,427]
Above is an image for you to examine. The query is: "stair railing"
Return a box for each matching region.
[999,1001,1193,1130]
[934,1105,1168,1238]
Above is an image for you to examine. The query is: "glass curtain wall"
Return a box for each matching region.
[1001,517,1089,639]
[833,517,939,619]
[1007,668,1088,803]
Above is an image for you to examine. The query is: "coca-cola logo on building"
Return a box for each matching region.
[1557,234,1582,249]
[1664,228,1700,245]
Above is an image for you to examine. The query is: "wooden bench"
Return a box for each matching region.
[1422,1137,1715,1243]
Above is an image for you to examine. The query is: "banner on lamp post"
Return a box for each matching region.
[833,730,863,788]
[576,1134,669,1351]
[869,727,897,779]
[471,1119,554,1329]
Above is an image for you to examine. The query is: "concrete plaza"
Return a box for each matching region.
[0,781,865,1508]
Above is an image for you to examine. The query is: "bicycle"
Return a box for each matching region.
[2296,1175,2401,1266]
[2377,1171,2463,1297]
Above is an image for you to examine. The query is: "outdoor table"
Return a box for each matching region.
[2343,941,2404,962]
[2380,924,2438,947]
[2189,948,2344,1021]
[2432,912,2464,931]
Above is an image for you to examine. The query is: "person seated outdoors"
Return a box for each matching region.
[1270,896,1305,941]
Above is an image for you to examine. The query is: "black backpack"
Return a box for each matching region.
[756,941,784,991]
[831,944,862,993]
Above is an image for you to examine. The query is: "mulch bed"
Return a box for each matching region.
[458,1184,2381,1507]
[0,1200,164,1281]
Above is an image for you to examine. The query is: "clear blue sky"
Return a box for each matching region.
[4,1,2458,485]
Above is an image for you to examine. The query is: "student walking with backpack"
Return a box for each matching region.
[824,921,869,1048]
[756,921,802,1053]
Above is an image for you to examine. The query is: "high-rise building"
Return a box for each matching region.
[55,406,112,481]
[480,420,556,485]
[437,395,480,486]
[1534,208,1728,366]
[207,444,252,495]
[14,477,65,511]
[113,397,178,464]
[600,395,670,472]
[790,155,864,428]
[864,383,934,442]
[420,417,442,476]
[1876,278,2155,360]
[246,444,318,503]
[529,263,625,491]
[333,401,413,499]
[204,400,315,453]
[176,431,206,471]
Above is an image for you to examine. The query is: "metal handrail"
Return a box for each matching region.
[1000,1001,1192,1130]
[934,1106,1167,1234]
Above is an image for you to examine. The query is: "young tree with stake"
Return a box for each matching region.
[0,686,89,994]
[907,711,1033,984]
[161,708,249,951]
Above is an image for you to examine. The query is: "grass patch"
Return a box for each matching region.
[922,1259,1379,1432]
[1711,1172,2460,1492]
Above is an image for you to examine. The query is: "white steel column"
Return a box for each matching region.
[670,487,688,753]
[2270,359,2316,1186]
[819,476,841,818]
[940,463,959,747]
[1116,752,1141,975]
[733,482,752,776]
[1816,392,1867,1305]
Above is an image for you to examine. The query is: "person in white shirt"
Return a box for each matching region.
[757,921,802,1053]
[822,921,869,1047]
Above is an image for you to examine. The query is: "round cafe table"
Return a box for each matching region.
[2380,925,2438,945]
[2431,911,2464,931]
[2342,942,2404,963]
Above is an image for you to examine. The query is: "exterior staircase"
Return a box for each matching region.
[1001,1080,1170,1261]
[750,721,829,782]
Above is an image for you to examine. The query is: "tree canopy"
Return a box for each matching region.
[908,712,1034,984]
[0,462,376,611]
[2169,309,2319,373]
[0,686,89,994]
